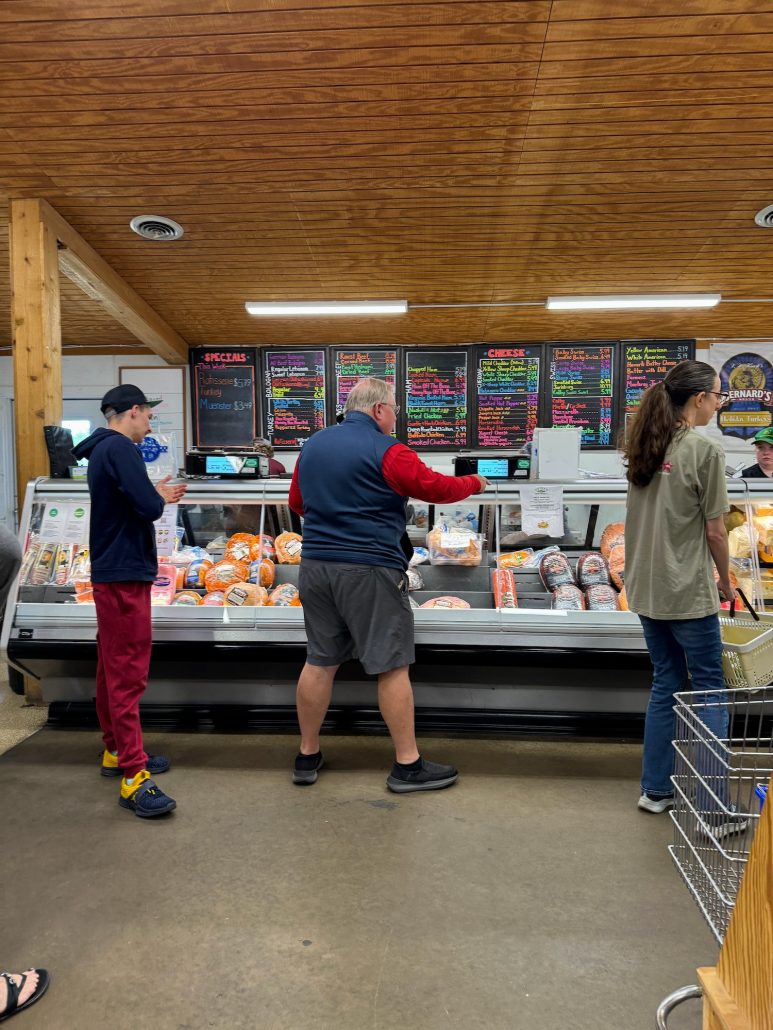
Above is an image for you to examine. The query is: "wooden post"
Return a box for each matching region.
[9,198,63,511]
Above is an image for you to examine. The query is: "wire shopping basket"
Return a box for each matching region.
[658,595,773,1027]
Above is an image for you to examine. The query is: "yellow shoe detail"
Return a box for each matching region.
[102,750,119,770]
[120,768,150,800]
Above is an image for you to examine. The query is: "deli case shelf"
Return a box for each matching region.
[3,476,770,734]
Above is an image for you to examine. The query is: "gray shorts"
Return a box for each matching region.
[299,559,415,675]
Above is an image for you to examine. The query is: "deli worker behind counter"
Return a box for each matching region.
[73,384,186,820]
[741,426,773,478]
[288,377,487,794]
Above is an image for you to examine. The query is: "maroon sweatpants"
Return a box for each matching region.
[93,581,151,779]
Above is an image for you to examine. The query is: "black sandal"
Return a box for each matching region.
[0,970,50,1022]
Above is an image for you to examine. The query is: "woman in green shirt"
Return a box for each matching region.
[623,360,738,817]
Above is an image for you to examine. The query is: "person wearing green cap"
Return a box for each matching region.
[742,427,773,478]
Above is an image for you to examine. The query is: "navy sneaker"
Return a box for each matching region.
[292,752,324,785]
[386,758,459,794]
[118,774,176,818]
[101,751,170,778]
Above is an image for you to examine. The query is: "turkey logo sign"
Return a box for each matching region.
[716,350,773,442]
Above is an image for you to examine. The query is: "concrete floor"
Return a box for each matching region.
[0,718,715,1030]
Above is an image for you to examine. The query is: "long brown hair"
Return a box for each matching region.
[623,359,717,487]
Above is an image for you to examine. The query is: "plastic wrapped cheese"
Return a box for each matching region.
[185,558,214,588]
[576,552,610,589]
[275,532,303,565]
[250,535,276,561]
[224,533,255,564]
[249,557,275,588]
[499,549,533,569]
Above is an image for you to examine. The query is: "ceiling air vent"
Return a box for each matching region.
[754,204,773,228]
[129,214,184,240]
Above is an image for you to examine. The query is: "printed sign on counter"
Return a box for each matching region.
[190,348,257,448]
[334,349,397,416]
[549,345,615,447]
[475,345,541,448]
[264,350,326,448]
[519,484,564,537]
[405,350,468,448]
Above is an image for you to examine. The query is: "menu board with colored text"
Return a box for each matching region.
[475,345,541,448]
[549,345,615,446]
[263,350,327,448]
[405,351,468,448]
[334,349,398,416]
[622,340,695,414]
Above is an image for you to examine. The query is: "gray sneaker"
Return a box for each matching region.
[710,806,750,842]
[386,758,458,794]
[638,793,674,814]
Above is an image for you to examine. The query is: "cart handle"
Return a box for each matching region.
[729,588,760,621]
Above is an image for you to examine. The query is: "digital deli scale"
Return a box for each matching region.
[184,451,269,479]
[453,455,531,480]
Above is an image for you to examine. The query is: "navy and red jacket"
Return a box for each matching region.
[289,411,481,571]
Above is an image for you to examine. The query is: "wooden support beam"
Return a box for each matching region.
[43,200,188,366]
[9,198,63,509]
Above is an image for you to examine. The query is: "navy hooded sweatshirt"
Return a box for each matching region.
[72,428,164,582]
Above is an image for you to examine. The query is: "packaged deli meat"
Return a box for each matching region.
[618,585,629,611]
[499,549,533,569]
[224,532,255,563]
[268,582,301,607]
[539,551,576,590]
[492,568,518,609]
[275,532,303,564]
[204,559,250,592]
[576,552,610,589]
[249,557,275,588]
[173,590,203,606]
[201,590,226,606]
[551,584,586,610]
[224,582,268,606]
[251,534,276,561]
[600,522,625,559]
[419,595,471,609]
[185,557,214,588]
[585,584,620,611]
[426,524,483,566]
[608,544,625,590]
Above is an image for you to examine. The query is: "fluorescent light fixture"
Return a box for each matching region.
[546,294,721,311]
[245,300,408,316]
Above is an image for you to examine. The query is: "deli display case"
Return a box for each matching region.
[3,476,771,734]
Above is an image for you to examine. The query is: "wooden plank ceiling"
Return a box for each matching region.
[2,0,773,355]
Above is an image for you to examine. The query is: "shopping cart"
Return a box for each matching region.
[655,596,773,1028]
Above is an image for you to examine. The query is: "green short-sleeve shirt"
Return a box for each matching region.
[624,430,729,620]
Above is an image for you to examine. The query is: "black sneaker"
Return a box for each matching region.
[386,758,459,794]
[293,752,324,785]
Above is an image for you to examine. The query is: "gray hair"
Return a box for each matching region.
[343,378,394,414]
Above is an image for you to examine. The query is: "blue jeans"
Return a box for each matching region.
[639,614,728,798]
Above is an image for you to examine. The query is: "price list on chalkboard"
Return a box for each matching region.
[623,340,694,414]
[190,348,257,448]
[475,346,540,447]
[334,349,397,415]
[264,350,326,448]
[549,345,614,446]
[405,351,467,448]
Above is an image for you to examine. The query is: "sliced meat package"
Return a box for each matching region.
[539,550,576,590]
[491,568,518,609]
[585,584,620,611]
[551,584,586,610]
[576,551,610,589]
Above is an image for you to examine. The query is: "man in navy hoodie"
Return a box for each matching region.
[289,377,487,793]
[73,385,186,818]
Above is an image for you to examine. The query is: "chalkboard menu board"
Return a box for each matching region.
[549,345,614,447]
[263,350,327,448]
[475,345,541,448]
[190,347,257,448]
[334,349,398,416]
[405,351,468,448]
[622,340,694,414]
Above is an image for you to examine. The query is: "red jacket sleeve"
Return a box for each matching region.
[381,444,482,503]
[288,464,304,515]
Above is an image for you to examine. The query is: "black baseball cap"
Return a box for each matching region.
[100,384,162,416]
